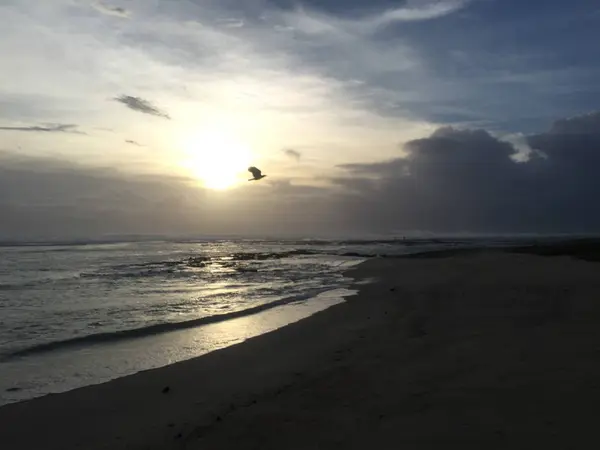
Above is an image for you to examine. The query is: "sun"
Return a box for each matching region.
[181,130,252,190]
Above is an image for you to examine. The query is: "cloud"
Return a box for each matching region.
[282,0,471,36]
[283,148,301,161]
[545,111,600,135]
[262,1,474,130]
[0,154,201,240]
[364,0,471,28]
[0,123,85,134]
[269,0,599,133]
[335,111,600,233]
[91,2,130,18]
[0,152,338,240]
[217,18,245,28]
[125,139,143,146]
[114,95,171,120]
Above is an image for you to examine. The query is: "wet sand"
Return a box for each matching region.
[1,248,600,449]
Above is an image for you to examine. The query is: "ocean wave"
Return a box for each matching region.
[0,283,24,291]
[76,251,334,281]
[3,288,333,360]
[0,248,442,289]
[0,275,81,290]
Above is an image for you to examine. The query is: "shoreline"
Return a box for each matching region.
[2,243,600,448]
[4,286,354,361]
[0,286,356,407]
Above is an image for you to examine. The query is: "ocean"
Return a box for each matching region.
[0,237,522,405]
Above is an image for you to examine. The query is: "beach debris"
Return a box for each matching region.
[248,166,267,181]
[162,386,170,394]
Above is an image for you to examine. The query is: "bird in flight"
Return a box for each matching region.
[248,166,267,181]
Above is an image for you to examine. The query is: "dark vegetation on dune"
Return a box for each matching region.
[508,238,600,262]
[400,238,600,263]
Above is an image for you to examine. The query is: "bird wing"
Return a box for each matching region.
[248,166,262,178]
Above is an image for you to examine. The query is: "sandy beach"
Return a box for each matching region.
[2,248,600,449]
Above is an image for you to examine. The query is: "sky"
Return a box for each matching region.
[1,0,600,239]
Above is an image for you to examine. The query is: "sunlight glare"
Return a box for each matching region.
[181,129,252,190]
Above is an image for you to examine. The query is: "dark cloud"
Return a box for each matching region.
[0,124,85,134]
[545,111,600,135]
[114,95,171,120]
[283,148,301,161]
[0,154,336,240]
[92,2,130,18]
[336,111,600,233]
[125,139,143,146]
